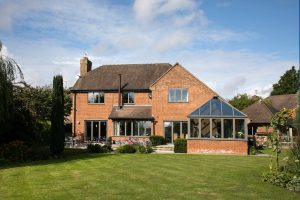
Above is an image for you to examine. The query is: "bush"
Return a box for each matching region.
[87,144,111,153]
[149,136,167,146]
[174,138,187,153]
[0,140,50,162]
[249,146,256,155]
[0,140,28,162]
[116,144,136,153]
[134,144,153,154]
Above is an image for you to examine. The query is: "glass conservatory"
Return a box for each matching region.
[188,96,248,140]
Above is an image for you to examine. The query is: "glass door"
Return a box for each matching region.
[164,122,172,143]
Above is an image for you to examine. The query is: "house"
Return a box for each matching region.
[71,56,248,155]
[242,94,298,145]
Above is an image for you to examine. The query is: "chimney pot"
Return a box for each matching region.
[80,57,92,76]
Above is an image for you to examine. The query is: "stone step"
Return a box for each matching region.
[153,145,174,153]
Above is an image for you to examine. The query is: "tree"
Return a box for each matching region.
[229,93,261,110]
[271,66,298,95]
[50,75,65,155]
[0,40,25,138]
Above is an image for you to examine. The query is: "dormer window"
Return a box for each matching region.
[88,92,104,103]
[123,92,134,104]
[169,88,188,102]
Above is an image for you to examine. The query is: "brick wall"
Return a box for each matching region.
[71,63,216,140]
[187,139,248,155]
[150,64,216,137]
[71,92,151,138]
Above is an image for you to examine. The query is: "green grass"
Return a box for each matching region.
[0,152,299,200]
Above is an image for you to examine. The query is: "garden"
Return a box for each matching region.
[0,149,300,200]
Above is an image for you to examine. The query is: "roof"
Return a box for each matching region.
[242,101,275,124]
[108,106,153,120]
[188,96,247,118]
[72,63,172,91]
[242,94,298,124]
[265,94,298,110]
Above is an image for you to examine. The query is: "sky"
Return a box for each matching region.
[0,0,299,98]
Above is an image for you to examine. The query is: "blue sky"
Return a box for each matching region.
[0,0,298,98]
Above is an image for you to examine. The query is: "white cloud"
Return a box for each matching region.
[0,0,298,99]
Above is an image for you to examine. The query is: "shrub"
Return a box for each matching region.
[149,136,167,146]
[116,144,136,153]
[0,140,28,162]
[249,146,256,155]
[174,138,187,153]
[0,140,50,162]
[87,144,111,153]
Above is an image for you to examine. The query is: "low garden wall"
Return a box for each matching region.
[187,139,248,155]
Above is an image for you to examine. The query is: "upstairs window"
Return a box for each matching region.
[169,88,188,102]
[88,92,104,103]
[123,92,134,104]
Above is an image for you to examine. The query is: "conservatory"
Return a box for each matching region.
[187,96,249,155]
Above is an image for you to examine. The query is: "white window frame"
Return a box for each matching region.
[168,88,188,102]
[88,92,105,104]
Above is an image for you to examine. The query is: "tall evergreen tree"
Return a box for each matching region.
[50,75,65,155]
[271,66,298,95]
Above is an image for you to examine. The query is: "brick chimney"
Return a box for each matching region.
[80,56,92,76]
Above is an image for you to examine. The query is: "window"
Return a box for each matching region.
[189,118,246,140]
[164,121,188,143]
[190,119,199,138]
[224,119,233,138]
[113,121,152,136]
[235,119,245,139]
[201,119,210,138]
[123,92,134,104]
[212,119,221,138]
[85,121,107,141]
[168,88,188,102]
[88,92,104,103]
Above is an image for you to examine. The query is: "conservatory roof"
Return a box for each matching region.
[188,96,247,118]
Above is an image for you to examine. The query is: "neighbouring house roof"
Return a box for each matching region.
[72,63,172,91]
[188,96,247,118]
[108,106,153,120]
[242,94,298,124]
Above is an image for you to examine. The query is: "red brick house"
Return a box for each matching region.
[71,56,248,155]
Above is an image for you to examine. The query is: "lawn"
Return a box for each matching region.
[0,151,299,200]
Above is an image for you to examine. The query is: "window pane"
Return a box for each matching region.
[93,121,99,140]
[224,119,233,138]
[113,122,118,136]
[94,92,100,103]
[164,122,172,143]
[201,119,210,138]
[119,121,125,136]
[236,119,245,139]
[169,89,175,102]
[86,121,91,141]
[200,101,210,116]
[144,121,152,136]
[173,122,180,140]
[123,92,129,104]
[211,99,221,115]
[88,92,94,103]
[182,89,188,102]
[139,121,145,136]
[212,119,221,138]
[99,92,104,103]
[126,121,132,136]
[175,89,181,102]
[100,122,106,140]
[182,122,188,139]
[222,102,233,116]
[128,92,134,103]
[133,121,139,136]
[190,119,199,138]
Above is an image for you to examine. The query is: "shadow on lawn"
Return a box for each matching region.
[0,148,116,170]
